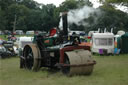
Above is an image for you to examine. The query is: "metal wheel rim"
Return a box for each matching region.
[23,45,34,69]
[23,44,41,71]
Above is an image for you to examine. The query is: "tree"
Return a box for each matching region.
[0,0,15,10]
[0,0,128,33]
[40,4,57,31]
[7,4,30,31]
[90,4,128,33]
[0,7,6,30]
[100,0,128,3]
[19,0,40,9]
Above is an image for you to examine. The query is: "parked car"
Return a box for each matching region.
[69,31,85,36]
[0,39,4,45]
[15,30,24,35]
[0,41,16,58]
[4,30,11,35]
[0,31,4,35]
[7,34,17,41]
[0,45,9,58]
[26,31,34,35]
[35,31,46,35]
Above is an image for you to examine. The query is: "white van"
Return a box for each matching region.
[14,37,34,55]
[26,31,34,35]
[15,30,24,35]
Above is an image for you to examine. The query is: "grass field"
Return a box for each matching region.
[0,35,8,40]
[0,54,128,85]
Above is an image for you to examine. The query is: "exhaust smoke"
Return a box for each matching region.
[68,5,101,27]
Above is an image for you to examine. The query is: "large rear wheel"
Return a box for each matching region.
[21,44,41,71]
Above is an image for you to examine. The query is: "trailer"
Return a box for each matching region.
[91,33,114,55]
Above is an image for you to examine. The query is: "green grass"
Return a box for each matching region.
[0,35,8,40]
[0,55,128,85]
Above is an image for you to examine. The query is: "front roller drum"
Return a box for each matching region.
[62,50,96,76]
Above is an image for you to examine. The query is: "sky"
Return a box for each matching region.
[113,3,128,13]
[89,0,128,13]
[33,0,101,8]
[33,0,66,7]
[89,0,103,8]
[33,0,128,13]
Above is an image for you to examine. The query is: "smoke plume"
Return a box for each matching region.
[59,3,102,30]
[68,5,101,26]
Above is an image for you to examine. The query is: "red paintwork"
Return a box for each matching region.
[49,28,57,36]
[80,42,92,47]
[87,36,91,39]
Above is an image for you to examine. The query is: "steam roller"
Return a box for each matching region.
[62,50,95,75]
[20,12,96,76]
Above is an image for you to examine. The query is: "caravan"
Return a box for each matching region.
[91,33,114,54]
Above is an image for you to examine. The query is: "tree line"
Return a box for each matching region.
[0,0,128,33]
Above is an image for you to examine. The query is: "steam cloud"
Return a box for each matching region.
[68,5,101,26]
[59,5,102,30]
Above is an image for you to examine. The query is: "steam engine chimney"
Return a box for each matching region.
[62,12,68,36]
